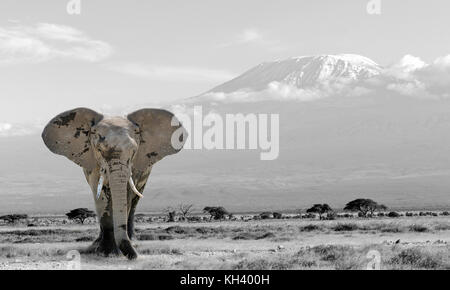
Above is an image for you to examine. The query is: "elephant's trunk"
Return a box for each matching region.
[108,161,138,260]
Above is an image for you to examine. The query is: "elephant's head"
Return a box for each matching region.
[42,108,186,259]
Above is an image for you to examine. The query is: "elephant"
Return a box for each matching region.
[42,108,187,259]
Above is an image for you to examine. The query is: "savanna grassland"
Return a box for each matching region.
[0,215,449,270]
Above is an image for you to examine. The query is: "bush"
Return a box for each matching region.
[203,206,230,220]
[389,248,442,269]
[324,211,337,220]
[441,211,450,216]
[312,245,354,262]
[333,223,359,231]
[259,212,273,219]
[0,214,28,223]
[302,213,316,219]
[409,224,429,232]
[232,232,275,240]
[300,224,321,232]
[387,211,400,218]
[273,212,283,219]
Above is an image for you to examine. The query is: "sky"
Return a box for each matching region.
[1,1,450,213]
[1,0,450,126]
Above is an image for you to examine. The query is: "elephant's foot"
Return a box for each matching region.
[118,239,138,260]
[86,230,120,257]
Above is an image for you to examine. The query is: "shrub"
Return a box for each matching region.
[324,211,337,220]
[387,211,400,218]
[165,226,194,234]
[273,212,283,219]
[389,248,442,269]
[0,214,28,224]
[259,212,273,219]
[300,224,321,232]
[203,206,230,220]
[256,232,276,239]
[333,223,359,231]
[380,225,403,233]
[302,213,316,219]
[312,245,354,262]
[409,224,429,232]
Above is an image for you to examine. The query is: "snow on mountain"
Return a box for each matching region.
[207,54,382,94]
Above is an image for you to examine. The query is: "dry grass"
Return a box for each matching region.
[0,216,448,269]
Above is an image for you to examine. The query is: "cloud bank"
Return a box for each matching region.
[200,54,450,103]
[0,122,42,137]
[0,23,113,64]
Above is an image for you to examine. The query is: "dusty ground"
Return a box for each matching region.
[0,216,449,269]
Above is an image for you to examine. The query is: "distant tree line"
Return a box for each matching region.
[6,198,447,226]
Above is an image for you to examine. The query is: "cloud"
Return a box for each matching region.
[0,23,113,64]
[220,28,263,47]
[383,54,450,98]
[0,122,42,137]
[237,28,263,43]
[107,62,236,83]
[220,28,286,51]
[394,55,427,73]
[199,54,450,103]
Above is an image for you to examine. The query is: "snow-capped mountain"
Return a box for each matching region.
[207,54,382,94]
[4,53,450,213]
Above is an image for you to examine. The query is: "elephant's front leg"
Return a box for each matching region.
[127,193,140,239]
[91,185,121,256]
[84,169,119,256]
[127,168,151,240]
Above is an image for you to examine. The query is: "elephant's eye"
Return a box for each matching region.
[98,135,106,142]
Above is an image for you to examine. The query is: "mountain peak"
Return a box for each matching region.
[207,54,381,94]
[289,54,378,66]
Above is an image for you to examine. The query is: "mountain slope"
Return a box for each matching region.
[207,54,382,94]
[2,54,450,214]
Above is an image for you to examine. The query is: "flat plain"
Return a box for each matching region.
[0,215,449,270]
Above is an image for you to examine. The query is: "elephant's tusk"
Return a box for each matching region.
[96,175,104,200]
[129,177,144,198]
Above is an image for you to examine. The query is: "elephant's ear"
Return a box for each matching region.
[127,109,187,172]
[42,108,103,171]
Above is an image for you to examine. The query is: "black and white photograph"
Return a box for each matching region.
[0,0,449,274]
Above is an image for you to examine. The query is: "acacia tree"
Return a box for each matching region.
[344,199,387,217]
[164,207,177,222]
[203,206,229,221]
[65,208,95,224]
[306,204,333,219]
[0,214,28,224]
[178,204,194,221]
